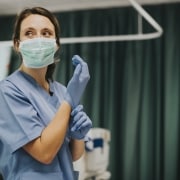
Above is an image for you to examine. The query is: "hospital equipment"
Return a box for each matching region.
[73,128,111,180]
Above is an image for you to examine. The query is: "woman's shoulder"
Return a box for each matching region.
[0,71,18,88]
[0,70,31,95]
[1,70,22,83]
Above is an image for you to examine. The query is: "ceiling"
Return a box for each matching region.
[0,0,180,16]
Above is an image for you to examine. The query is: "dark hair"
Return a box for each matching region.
[13,7,61,80]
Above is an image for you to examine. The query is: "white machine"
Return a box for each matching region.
[73,128,111,180]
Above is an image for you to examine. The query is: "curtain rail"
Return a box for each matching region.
[0,0,163,46]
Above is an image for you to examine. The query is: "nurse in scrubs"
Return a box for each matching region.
[0,7,92,180]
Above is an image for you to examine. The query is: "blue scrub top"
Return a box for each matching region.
[0,71,78,180]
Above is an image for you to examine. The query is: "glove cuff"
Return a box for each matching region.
[64,92,74,108]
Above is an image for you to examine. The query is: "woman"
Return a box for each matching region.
[0,7,92,180]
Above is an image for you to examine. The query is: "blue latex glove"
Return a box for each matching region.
[69,105,92,140]
[65,55,90,108]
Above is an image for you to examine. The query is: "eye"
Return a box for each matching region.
[24,30,37,39]
[42,29,54,38]
[25,30,34,37]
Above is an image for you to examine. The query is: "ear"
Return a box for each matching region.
[14,39,20,52]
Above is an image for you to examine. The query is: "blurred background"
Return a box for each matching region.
[0,0,180,179]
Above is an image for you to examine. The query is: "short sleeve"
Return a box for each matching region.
[0,80,44,153]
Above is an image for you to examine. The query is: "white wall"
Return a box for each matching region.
[0,45,11,80]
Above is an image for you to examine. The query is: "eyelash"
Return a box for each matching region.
[24,30,53,37]
[43,31,52,37]
[25,31,33,36]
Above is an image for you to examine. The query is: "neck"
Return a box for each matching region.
[19,65,49,91]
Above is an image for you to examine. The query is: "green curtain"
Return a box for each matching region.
[1,3,180,180]
[52,4,180,180]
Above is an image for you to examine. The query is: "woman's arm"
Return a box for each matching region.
[23,101,71,164]
[68,105,92,161]
[23,56,90,164]
[69,139,85,161]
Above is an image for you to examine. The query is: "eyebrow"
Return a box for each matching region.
[22,27,54,33]
[21,27,35,32]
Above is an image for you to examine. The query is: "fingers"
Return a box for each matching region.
[73,64,82,77]
[71,112,92,131]
[69,105,92,140]
[80,63,90,82]
[79,119,92,130]
[71,114,86,131]
[72,55,90,81]
[71,104,83,116]
[72,55,84,66]
[71,111,85,127]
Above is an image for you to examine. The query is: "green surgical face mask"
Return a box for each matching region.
[19,38,57,68]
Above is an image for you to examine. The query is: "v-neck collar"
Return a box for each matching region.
[17,70,54,98]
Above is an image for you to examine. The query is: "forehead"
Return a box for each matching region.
[21,14,55,31]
